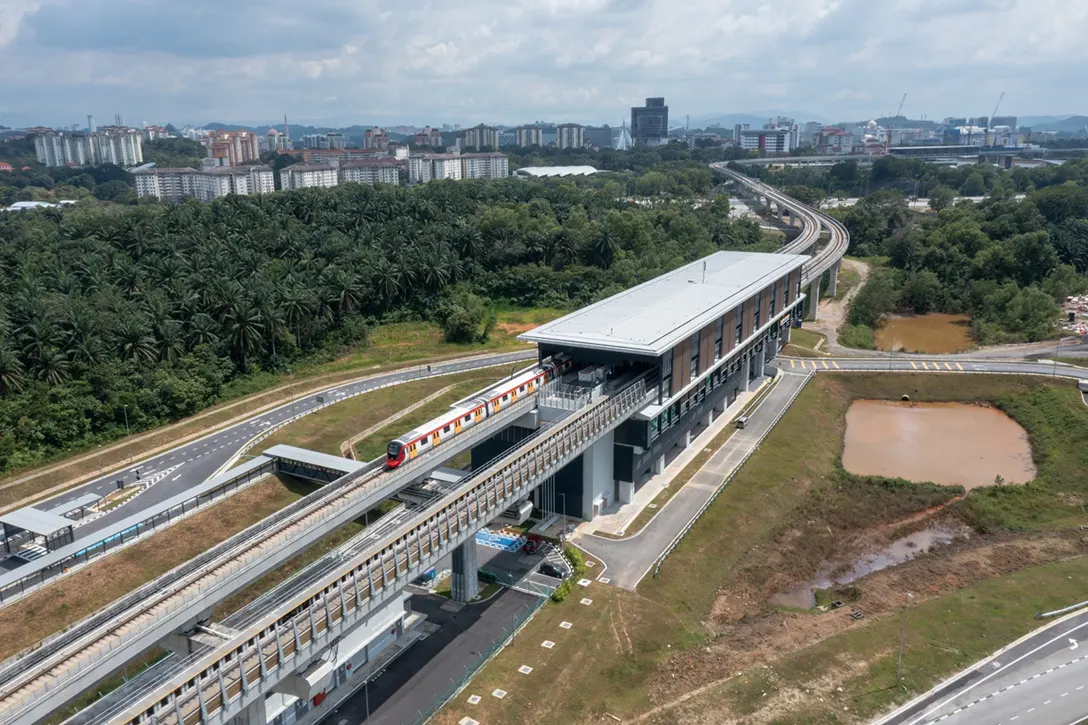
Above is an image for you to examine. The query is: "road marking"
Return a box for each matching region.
[1070,638,1078,650]
[944,362,953,370]
[1077,685,1084,691]
[789,360,795,368]
[910,361,918,369]
[1045,700,1052,705]
[832,361,840,369]
[1062,692,1069,697]
[171,475,182,481]
[821,361,829,369]
[955,362,964,371]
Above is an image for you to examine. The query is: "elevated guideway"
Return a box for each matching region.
[0,379,545,725]
[25,371,655,725]
[711,163,850,314]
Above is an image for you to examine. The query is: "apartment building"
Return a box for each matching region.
[279,164,339,190]
[515,126,543,147]
[413,126,443,147]
[205,130,261,166]
[556,123,585,149]
[134,166,275,202]
[363,128,389,150]
[408,152,508,183]
[338,158,400,185]
[34,128,143,167]
[461,124,500,150]
[461,152,509,179]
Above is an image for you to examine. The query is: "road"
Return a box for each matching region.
[877,611,1088,725]
[575,370,812,589]
[0,350,535,572]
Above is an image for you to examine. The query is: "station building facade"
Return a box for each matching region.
[517,250,808,520]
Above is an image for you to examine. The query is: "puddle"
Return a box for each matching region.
[769,526,968,610]
[875,313,975,353]
[842,400,1036,490]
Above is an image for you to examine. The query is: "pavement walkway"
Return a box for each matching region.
[574,369,812,590]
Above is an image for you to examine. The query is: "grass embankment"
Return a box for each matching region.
[0,308,561,513]
[258,370,506,457]
[783,327,828,358]
[832,264,862,301]
[437,373,1088,724]
[0,475,313,661]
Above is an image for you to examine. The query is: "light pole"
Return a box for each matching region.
[122,405,130,438]
[896,592,914,686]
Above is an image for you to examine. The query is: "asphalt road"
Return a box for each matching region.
[576,369,812,589]
[1,350,534,571]
[878,610,1088,725]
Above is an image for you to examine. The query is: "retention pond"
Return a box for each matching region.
[842,400,1036,490]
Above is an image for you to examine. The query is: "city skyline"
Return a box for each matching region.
[2,0,1086,128]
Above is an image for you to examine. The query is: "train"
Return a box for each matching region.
[385,355,573,469]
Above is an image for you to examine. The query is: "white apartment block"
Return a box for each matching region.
[556,123,585,149]
[34,129,143,167]
[736,128,791,154]
[461,152,509,180]
[461,124,500,150]
[280,164,339,190]
[516,126,543,147]
[339,159,400,185]
[134,166,275,202]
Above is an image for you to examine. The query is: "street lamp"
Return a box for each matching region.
[122,405,130,438]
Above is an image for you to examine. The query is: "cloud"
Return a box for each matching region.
[0,0,1084,127]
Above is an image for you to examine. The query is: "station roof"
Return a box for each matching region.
[263,444,364,474]
[520,251,808,357]
[515,165,598,178]
[0,506,73,537]
[45,492,101,514]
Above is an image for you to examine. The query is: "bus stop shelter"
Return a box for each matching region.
[0,507,75,555]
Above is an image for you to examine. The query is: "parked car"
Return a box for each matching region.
[539,562,570,579]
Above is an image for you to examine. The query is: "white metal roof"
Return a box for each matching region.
[0,506,73,536]
[263,444,364,474]
[519,251,808,356]
[515,166,598,177]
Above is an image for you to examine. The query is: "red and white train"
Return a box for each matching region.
[385,355,572,469]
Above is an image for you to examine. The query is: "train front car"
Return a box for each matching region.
[386,438,408,468]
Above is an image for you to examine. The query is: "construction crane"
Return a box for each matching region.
[895,93,907,119]
[985,92,1005,146]
[885,94,906,153]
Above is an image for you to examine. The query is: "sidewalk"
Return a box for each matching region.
[584,376,772,537]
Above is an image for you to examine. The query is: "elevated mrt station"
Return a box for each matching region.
[514,250,808,521]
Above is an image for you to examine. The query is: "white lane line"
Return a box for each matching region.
[171,475,182,481]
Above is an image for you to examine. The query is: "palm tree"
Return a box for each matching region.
[114,316,157,364]
[227,302,263,371]
[591,227,618,268]
[279,287,312,348]
[0,346,26,395]
[186,313,220,348]
[156,320,185,363]
[34,346,70,386]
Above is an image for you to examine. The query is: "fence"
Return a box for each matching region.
[652,371,814,578]
[406,593,547,725]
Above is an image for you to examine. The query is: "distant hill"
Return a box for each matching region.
[1029,115,1088,133]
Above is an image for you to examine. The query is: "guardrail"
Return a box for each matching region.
[652,371,814,578]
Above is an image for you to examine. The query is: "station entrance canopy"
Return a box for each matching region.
[0,507,75,554]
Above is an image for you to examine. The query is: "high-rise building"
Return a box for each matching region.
[631,97,669,146]
[363,128,389,150]
[556,123,585,149]
[515,125,543,147]
[279,163,339,189]
[734,127,791,154]
[86,115,96,133]
[413,126,443,147]
[338,158,401,186]
[133,166,274,202]
[114,113,125,127]
[205,130,260,166]
[34,128,143,167]
[408,153,463,183]
[461,124,499,151]
[584,125,613,149]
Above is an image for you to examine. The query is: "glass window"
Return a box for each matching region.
[754,296,761,330]
[770,285,777,316]
[690,331,700,378]
[714,318,724,361]
[735,318,742,345]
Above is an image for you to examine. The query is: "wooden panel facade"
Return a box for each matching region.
[775,277,786,315]
[698,322,715,375]
[724,308,737,353]
[742,298,755,339]
[760,287,772,327]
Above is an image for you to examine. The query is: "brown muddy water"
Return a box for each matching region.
[769,525,968,609]
[874,313,975,353]
[842,400,1036,489]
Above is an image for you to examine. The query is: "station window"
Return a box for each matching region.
[754,296,761,330]
[661,351,673,395]
[735,316,742,346]
[689,331,700,379]
[770,284,777,316]
[714,318,724,361]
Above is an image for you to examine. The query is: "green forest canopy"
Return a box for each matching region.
[0,172,761,472]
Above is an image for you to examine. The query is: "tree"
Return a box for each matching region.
[928,185,955,212]
[439,290,496,343]
[849,270,900,327]
[962,172,986,197]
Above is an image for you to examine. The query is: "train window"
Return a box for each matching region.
[464,415,471,422]
[443,425,451,433]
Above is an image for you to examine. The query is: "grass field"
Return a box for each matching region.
[0,474,313,661]
[258,369,507,457]
[789,327,827,352]
[832,264,862,300]
[436,373,1088,724]
[0,307,562,514]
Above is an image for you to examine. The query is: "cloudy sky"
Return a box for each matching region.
[1,0,1085,128]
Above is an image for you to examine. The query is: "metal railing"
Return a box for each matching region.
[80,372,655,725]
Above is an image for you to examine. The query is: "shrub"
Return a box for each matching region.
[839,324,875,350]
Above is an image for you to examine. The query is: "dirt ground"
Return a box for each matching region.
[496,322,537,335]
[642,528,1088,720]
[807,258,870,352]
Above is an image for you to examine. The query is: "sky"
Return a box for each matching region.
[1,0,1086,129]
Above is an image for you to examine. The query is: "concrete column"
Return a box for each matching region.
[581,430,615,520]
[827,261,840,298]
[617,480,635,505]
[653,455,665,475]
[777,205,785,222]
[451,540,479,602]
[684,429,693,448]
[704,408,714,427]
[742,355,751,392]
[782,322,792,347]
[806,277,821,321]
[714,396,727,414]
[233,696,267,725]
